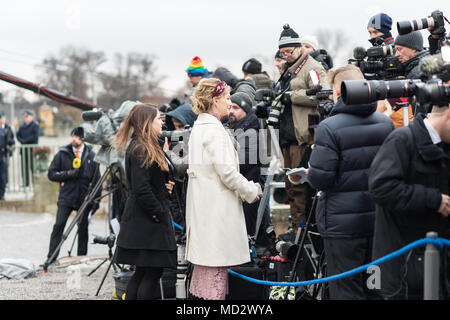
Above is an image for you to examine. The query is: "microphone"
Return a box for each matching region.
[353,47,367,60]
[420,54,445,77]
[82,111,104,121]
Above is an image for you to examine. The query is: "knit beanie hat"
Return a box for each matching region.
[275,50,284,60]
[279,24,302,49]
[186,56,207,76]
[231,92,253,114]
[367,13,392,34]
[394,31,424,51]
[242,58,262,74]
[301,35,319,50]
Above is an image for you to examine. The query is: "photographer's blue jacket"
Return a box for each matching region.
[308,98,394,238]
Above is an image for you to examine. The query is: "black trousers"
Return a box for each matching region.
[0,155,7,198]
[324,237,380,300]
[126,267,164,300]
[47,205,89,262]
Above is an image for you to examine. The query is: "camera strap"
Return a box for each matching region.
[291,55,309,79]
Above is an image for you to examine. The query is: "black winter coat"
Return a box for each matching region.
[308,98,394,238]
[402,50,429,80]
[16,121,39,144]
[48,144,100,209]
[231,111,261,183]
[116,140,176,251]
[369,115,450,298]
[229,111,262,236]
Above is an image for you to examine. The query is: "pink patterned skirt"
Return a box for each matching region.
[189,264,230,300]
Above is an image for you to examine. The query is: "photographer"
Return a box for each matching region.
[227,92,272,246]
[163,103,197,230]
[186,56,213,88]
[213,67,257,104]
[46,127,101,264]
[369,104,450,300]
[367,13,394,45]
[394,31,429,80]
[276,23,329,232]
[242,58,273,90]
[307,64,394,300]
[301,35,334,71]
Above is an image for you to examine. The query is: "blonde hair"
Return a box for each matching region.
[191,77,231,115]
[115,104,168,171]
[327,64,364,89]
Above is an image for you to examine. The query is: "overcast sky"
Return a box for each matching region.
[0,0,448,104]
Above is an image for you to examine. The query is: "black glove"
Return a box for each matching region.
[66,168,80,179]
[255,103,269,119]
[281,92,291,107]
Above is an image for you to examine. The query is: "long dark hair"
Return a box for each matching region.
[115,104,168,171]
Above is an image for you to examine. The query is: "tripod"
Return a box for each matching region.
[282,191,326,300]
[86,164,127,296]
[87,234,123,297]
[43,163,121,272]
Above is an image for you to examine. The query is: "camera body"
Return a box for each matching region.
[306,85,334,129]
[397,10,446,36]
[93,234,116,248]
[254,88,284,126]
[349,44,404,80]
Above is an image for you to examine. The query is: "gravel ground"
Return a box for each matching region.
[0,257,119,300]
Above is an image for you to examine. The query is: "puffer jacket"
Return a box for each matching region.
[308,98,394,238]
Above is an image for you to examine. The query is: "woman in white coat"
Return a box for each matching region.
[186,78,262,300]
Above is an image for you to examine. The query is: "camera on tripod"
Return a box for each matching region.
[92,234,116,248]
[349,44,403,80]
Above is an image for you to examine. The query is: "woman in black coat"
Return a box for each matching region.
[114,104,177,300]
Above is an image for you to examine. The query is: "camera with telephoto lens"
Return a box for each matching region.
[93,234,116,248]
[349,44,404,80]
[160,126,192,147]
[341,78,449,108]
[397,10,446,36]
[343,39,450,109]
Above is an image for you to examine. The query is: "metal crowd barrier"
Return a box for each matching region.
[5,144,60,199]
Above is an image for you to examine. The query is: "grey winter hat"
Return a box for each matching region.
[279,24,302,49]
[242,58,262,74]
[231,92,253,114]
[394,31,424,52]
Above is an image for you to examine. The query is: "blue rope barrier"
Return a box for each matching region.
[172,221,184,231]
[228,237,450,287]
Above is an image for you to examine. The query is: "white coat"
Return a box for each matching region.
[185,112,260,267]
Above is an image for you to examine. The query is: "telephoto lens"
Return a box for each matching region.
[341,79,420,105]
[366,45,394,58]
[397,17,435,35]
[267,103,283,126]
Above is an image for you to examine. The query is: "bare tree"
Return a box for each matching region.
[315,28,350,66]
[36,45,106,102]
[98,52,166,109]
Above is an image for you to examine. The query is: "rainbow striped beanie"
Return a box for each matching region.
[186,56,207,76]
